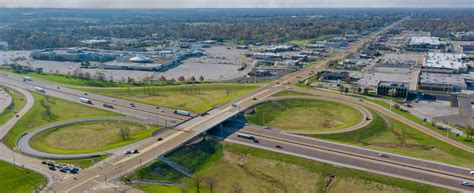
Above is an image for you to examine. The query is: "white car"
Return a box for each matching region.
[470,170,474,175]
[462,181,473,187]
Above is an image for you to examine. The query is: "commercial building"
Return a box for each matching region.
[377,81,409,98]
[422,52,467,74]
[129,54,152,63]
[30,49,117,62]
[318,71,349,81]
[251,52,283,61]
[264,45,294,53]
[418,72,467,92]
[407,36,447,52]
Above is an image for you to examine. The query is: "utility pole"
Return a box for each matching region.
[12,150,15,167]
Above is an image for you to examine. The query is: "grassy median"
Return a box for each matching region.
[127,137,452,193]
[30,121,159,154]
[245,98,363,132]
[81,85,259,113]
[0,160,47,193]
[0,86,26,125]
[4,92,121,148]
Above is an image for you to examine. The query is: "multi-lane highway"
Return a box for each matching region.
[2,16,473,192]
[225,125,474,191]
[0,73,190,126]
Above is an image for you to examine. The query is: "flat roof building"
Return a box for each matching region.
[422,52,467,74]
[418,72,467,92]
[407,36,447,52]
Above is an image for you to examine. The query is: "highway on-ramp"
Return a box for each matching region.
[16,117,158,160]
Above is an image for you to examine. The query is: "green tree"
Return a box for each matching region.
[465,125,474,140]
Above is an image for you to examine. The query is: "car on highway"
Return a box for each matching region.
[125,149,140,154]
[275,145,283,149]
[470,170,474,175]
[103,103,114,109]
[84,93,88,96]
[130,103,135,107]
[157,138,163,141]
[80,98,93,105]
[48,166,56,171]
[263,126,270,130]
[253,97,258,100]
[462,181,473,187]
[35,87,46,93]
[378,153,389,158]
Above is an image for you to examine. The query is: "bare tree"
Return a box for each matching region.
[120,128,130,140]
[199,76,205,82]
[195,177,201,193]
[205,177,218,193]
[159,75,167,82]
[229,182,243,193]
[178,76,186,82]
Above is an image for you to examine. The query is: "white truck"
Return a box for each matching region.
[174,110,191,116]
[34,87,45,93]
[80,97,93,104]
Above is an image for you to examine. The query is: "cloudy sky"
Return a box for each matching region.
[0,0,472,8]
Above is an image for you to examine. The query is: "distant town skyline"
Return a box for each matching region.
[0,0,472,8]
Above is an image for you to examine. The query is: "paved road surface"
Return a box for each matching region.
[0,74,190,126]
[225,127,474,192]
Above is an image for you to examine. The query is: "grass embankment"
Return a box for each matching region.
[30,121,159,154]
[245,98,362,132]
[4,92,121,148]
[272,90,312,97]
[0,86,26,125]
[54,154,111,169]
[81,85,258,113]
[360,96,474,148]
[128,137,452,193]
[0,160,47,193]
[310,112,474,168]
